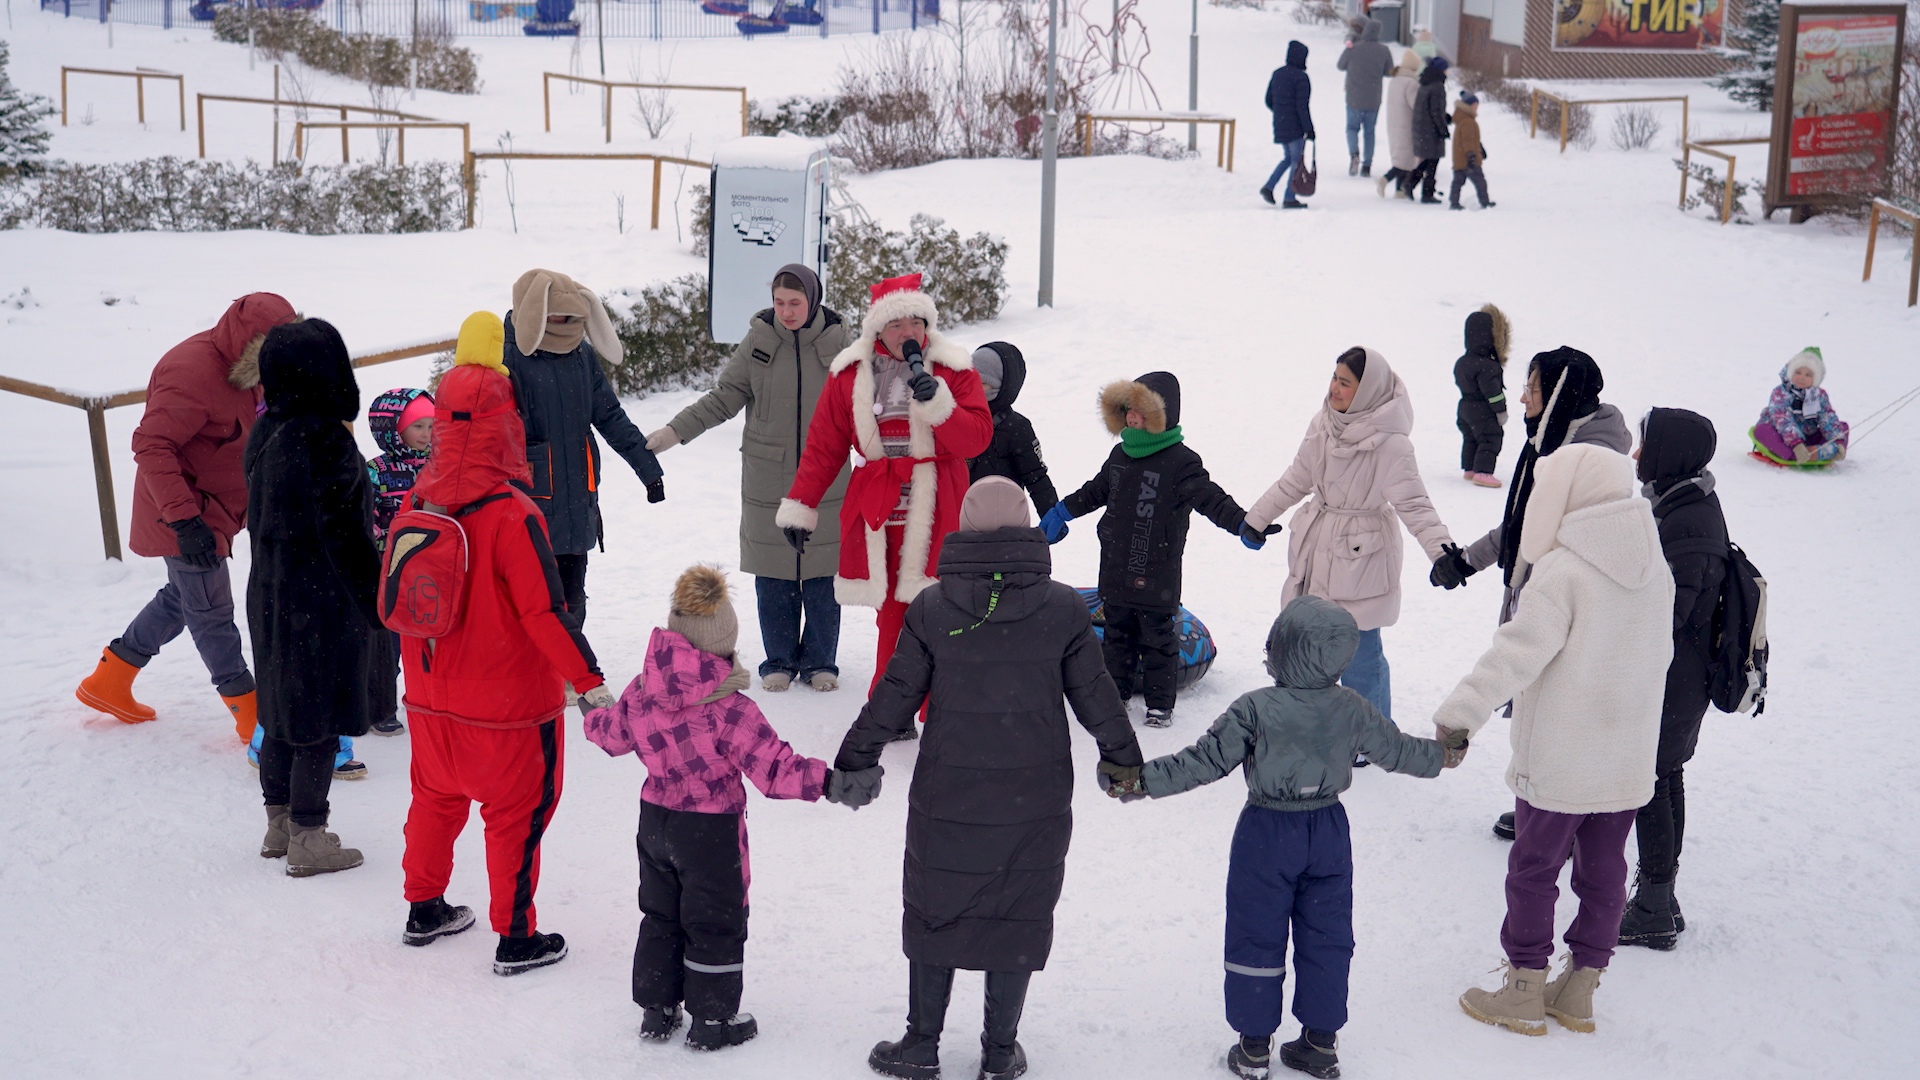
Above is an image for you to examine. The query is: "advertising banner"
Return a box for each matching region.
[1768,5,1907,211]
[1551,0,1726,51]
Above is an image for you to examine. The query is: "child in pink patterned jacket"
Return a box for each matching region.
[583,565,882,1051]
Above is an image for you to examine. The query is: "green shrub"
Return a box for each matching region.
[749,96,844,138]
[827,214,1008,327]
[603,275,733,397]
[213,8,479,95]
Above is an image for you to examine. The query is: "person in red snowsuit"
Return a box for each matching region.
[394,312,612,977]
[775,274,993,697]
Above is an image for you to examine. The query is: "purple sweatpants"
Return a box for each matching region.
[1500,799,1637,971]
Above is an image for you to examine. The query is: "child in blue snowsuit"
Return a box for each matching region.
[1103,596,1461,1080]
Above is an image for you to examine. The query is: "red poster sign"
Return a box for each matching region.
[1784,14,1902,197]
[1552,0,1727,52]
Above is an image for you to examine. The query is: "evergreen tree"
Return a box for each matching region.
[0,41,57,178]
[1714,0,1782,111]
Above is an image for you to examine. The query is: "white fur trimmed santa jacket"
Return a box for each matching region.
[1433,446,1675,815]
[776,329,993,608]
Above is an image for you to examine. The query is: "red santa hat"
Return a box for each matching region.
[861,272,940,340]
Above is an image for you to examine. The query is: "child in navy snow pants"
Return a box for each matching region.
[1225,803,1355,1037]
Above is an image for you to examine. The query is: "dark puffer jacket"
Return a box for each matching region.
[1453,308,1508,443]
[1638,407,1728,775]
[967,342,1059,515]
[835,527,1142,972]
[1265,40,1315,143]
[1411,61,1451,160]
[244,320,393,746]
[1061,372,1248,612]
[501,317,664,555]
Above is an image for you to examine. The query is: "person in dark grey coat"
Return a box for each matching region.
[244,318,394,876]
[1104,596,1457,1080]
[1335,18,1394,176]
[503,268,666,627]
[1619,407,1728,950]
[1261,40,1316,207]
[837,478,1143,1080]
[1408,56,1452,203]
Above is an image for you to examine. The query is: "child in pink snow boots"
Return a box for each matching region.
[1454,305,1510,487]
[582,565,883,1051]
[1752,347,1849,465]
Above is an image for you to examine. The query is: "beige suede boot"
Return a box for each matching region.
[1544,958,1604,1033]
[1460,962,1549,1036]
[285,821,364,877]
[260,805,290,858]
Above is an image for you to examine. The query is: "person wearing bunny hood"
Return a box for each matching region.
[399,313,611,978]
[503,268,666,626]
[776,273,995,699]
[583,565,878,1051]
[1433,445,1674,1037]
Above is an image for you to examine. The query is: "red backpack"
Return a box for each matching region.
[378,490,510,638]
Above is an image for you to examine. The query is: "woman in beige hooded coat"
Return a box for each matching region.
[1244,347,1454,724]
[1379,49,1424,197]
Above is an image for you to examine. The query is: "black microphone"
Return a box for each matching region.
[900,336,925,376]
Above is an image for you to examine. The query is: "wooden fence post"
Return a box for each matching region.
[651,157,664,229]
[197,93,207,157]
[1528,88,1538,139]
[85,403,123,561]
[62,67,69,126]
[340,106,350,163]
[464,150,477,229]
[1559,99,1569,154]
[543,73,552,133]
[1863,201,1881,282]
[137,73,146,126]
[177,74,186,132]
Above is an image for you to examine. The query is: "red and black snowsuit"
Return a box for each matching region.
[398,354,605,940]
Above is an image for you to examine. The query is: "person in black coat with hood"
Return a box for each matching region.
[244,318,394,877]
[967,341,1058,516]
[839,477,1143,1080]
[1453,303,1511,484]
[1261,40,1316,208]
[1407,56,1452,203]
[1619,407,1728,951]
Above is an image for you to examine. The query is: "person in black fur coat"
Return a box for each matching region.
[1454,303,1511,487]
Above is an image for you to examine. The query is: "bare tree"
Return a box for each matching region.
[628,44,679,140]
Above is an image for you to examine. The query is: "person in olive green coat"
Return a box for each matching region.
[647,265,851,692]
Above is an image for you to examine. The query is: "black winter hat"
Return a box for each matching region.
[261,318,359,423]
[975,341,1027,412]
[1136,371,1182,428]
[1528,347,1603,453]
[1637,407,1717,490]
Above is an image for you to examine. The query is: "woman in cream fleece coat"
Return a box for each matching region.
[1432,444,1673,1038]
[1245,347,1454,723]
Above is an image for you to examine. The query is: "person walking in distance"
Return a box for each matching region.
[1261,40,1316,208]
[1336,19,1394,177]
[76,293,297,741]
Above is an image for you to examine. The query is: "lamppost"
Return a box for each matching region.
[1037,0,1060,308]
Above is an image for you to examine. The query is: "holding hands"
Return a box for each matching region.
[1240,520,1283,551]
[1099,760,1148,802]
[826,765,885,809]
[1429,543,1476,590]
[577,683,616,713]
[1040,503,1073,544]
[1436,726,1470,769]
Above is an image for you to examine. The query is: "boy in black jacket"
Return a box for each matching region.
[1453,303,1510,488]
[967,341,1059,515]
[1040,371,1259,727]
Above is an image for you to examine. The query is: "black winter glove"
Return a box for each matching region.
[1239,521,1283,550]
[1429,543,1476,590]
[825,765,884,809]
[168,516,220,569]
[1099,760,1147,801]
[907,368,940,403]
[645,479,666,504]
[783,526,811,555]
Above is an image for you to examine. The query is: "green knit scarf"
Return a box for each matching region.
[1120,424,1184,458]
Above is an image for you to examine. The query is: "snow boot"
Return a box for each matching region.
[1493,811,1516,840]
[76,648,156,724]
[285,820,363,877]
[1470,473,1503,488]
[1420,195,1445,205]
[1618,877,1678,950]
[260,804,290,859]
[1144,708,1174,728]
[640,1003,684,1041]
[1259,187,1277,205]
[1673,892,1686,933]
[1360,163,1371,177]
[978,1042,1026,1080]
[808,671,839,692]
[873,961,954,1079]
[871,1033,942,1079]
[493,931,567,976]
[1278,1029,1340,1079]
[1226,1034,1271,1079]
[1543,958,1603,1032]
[978,970,1029,1080]
[762,672,792,692]
[334,757,368,781]
[371,713,406,736]
[1459,963,1549,1036]
[1282,198,1308,210]
[1348,154,1360,176]
[687,1013,758,1051]
[222,690,258,742]
[402,897,475,946]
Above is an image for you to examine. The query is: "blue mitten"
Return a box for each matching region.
[1040,503,1074,544]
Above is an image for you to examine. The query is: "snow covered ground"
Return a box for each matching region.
[4,6,1919,1079]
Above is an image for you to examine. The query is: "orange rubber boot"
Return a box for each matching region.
[76,649,157,724]
[222,690,259,743]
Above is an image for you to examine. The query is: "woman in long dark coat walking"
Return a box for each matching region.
[837,476,1143,1080]
[245,318,393,876]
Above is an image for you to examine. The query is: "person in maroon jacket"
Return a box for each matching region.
[395,313,611,978]
[76,293,298,742]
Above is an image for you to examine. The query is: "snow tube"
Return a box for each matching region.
[701,0,750,13]
[522,20,582,35]
[780,4,824,23]
[736,14,791,33]
[1074,588,1216,691]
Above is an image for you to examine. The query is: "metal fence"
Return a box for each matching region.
[40,0,940,39]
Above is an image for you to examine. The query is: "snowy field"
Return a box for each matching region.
[4,5,1919,1079]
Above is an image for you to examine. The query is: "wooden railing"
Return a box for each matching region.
[1529,90,1689,154]
[1863,198,1920,307]
[62,66,186,131]
[462,150,709,229]
[1078,111,1237,171]
[541,72,749,144]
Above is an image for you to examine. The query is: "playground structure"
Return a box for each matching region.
[60,66,187,131]
[541,72,749,143]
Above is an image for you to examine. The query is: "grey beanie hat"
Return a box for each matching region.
[959,476,1032,532]
[971,345,1005,401]
[667,565,740,658]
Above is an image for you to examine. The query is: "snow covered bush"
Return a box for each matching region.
[827,214,1008,327]
[213,8,480,94]
[1610,106,1663,151]
[1290,1,1344,27]
[0,41,56,179]
[1675,158,1752,222]
[11,157,465,234]
[603,276,732,398]
[749,97,846,138]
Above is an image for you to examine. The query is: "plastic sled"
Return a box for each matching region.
[737,13,792,33]
[1075,588,1217,691]
[701,0,750,13]
[1748,426,1839,470]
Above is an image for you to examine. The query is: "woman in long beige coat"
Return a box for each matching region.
[1244,347,1454,723]
[1379,49,1423,197]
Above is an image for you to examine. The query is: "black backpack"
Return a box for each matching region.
[1707,542,1769,715]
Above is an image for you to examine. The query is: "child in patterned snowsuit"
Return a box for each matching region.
[1754,347,1849,464]
[582,565,876,1051]
[367,387,434,547]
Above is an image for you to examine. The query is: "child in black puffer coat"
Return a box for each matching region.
[1040,372,1257,728]
[1453,304,1510,488]
[967,341,1058,516]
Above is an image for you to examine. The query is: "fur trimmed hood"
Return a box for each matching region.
[215,292,296,389]
[1099,371,1179,434]
[1465,303,1510,365]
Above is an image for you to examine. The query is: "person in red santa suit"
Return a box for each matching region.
[776,274,994,709]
